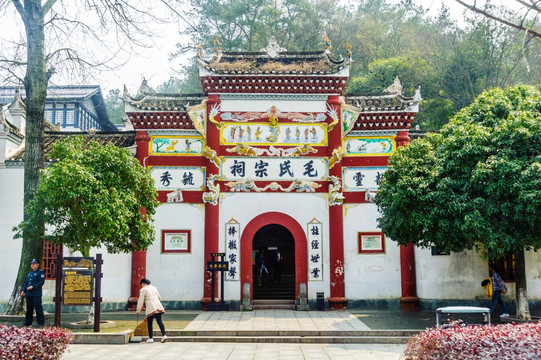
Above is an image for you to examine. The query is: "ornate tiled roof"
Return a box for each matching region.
[124,92,205,112]
[127,112,196,130]
[199,50,349,75]
[352,112,417,131]
[7,131,136,162]
[344,78,421,131]
[197,39,350,94]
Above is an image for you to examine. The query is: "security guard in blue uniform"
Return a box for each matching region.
[21,258,46,326]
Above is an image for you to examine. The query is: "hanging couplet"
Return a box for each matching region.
[307,218,323,281]
[225,219,240,281]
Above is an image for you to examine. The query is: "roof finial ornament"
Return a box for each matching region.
[413,86,422,102]
[196,43,203,59]
[213,36,222,53]
[137,77,155,96]
[384,77,402,95]
[261,36,286,58]
[345,42,353,59]
[324,34,332,52]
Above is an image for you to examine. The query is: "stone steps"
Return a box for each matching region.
[156,335,412,344]
[253,299,296,310]
[144,329,419,344]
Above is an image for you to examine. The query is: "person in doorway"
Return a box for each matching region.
[21,258,45,327]
[136,278,168,343]
[489,266,509,317]
[274,250,283,283]
[255,250,268,286]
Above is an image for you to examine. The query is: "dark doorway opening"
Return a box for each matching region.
[252,224,295,300]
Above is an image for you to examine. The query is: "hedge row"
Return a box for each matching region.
[402,321,541,360]
[0,325,72,360]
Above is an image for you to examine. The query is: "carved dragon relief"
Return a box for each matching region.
[202,146,222,167]
[327,146,345,169]
[203,174,221,205]
[225,178,321,193]
[327,175,345,206]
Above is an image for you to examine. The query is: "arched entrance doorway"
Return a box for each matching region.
[252,224,295,299]
[240,212,307,302]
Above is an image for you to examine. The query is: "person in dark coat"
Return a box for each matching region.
[21,258,46,326]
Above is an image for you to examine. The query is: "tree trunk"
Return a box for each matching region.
[515,249,531,320]
[5,1,47,315]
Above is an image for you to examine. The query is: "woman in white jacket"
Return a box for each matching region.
[136,278,167,343]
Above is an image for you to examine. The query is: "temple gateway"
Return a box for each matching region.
[3,39,540,312]
[124,39,424,310]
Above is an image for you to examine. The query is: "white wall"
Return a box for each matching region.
[343,203,401,299]
[0,167,24,302]
[219,192,330,300]
[146,203,205,301]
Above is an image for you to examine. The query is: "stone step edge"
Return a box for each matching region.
[153,330,421,337]
[145,336,412,344]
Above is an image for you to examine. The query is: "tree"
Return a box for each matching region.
[375,85,541,319]
[455,0,541,38]
[104,89,126,125]
[14,136,159,257]
[0,0,184,315]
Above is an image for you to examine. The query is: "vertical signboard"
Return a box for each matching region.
[307,218,323,281]
[225,219,240,281]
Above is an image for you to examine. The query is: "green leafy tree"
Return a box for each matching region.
[14,136,159,257]
[1,0,184,315]
[104,89,126,125]
[376,85,541,319]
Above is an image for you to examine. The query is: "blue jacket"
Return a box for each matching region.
[22,269,45,296]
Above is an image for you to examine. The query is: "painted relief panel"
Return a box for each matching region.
[150,166,206,191]
[221,157,327,181]
[341,104,361,137]
[307,219,323,281]
[343,167,386,191]
[150,136,204,155]
[225,219,240,281]
[344,137,395,156]
[220,122,327,146]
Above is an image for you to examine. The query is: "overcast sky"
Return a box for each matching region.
[0,0,468,94]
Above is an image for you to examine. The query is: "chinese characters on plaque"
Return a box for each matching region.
[150,167,206,191]
[307,219,323,281]
[342,167,387,191]
[222,157,327,181]
[225,219,240,281]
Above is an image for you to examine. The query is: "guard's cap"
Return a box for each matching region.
[30,258,39,264]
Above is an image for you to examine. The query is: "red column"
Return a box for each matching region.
[201,95,221,309]
[327,95,347,309]
[128,131,151,309]
[395,130,419,308]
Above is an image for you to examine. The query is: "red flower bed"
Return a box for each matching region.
[0,325,72,360]
[402,321,541,360]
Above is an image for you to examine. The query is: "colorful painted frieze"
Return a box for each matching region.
[150,136,205,155]
[343,137,395,156]
[220,122,327,146]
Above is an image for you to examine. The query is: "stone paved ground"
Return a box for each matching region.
[184,309,371,331]
[64,343,405,360]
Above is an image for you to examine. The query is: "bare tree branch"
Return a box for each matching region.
[455,0,541,38]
